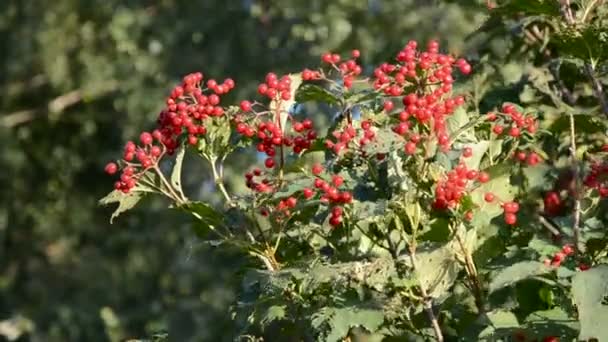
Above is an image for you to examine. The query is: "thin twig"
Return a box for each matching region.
[584,63,608,116]
[453,230,485,313]
[408,245,444,342]
[569,113,583,254]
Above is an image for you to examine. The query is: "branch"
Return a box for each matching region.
[0,81,118,128]
[569,113,584,254]
[584,63,608,117]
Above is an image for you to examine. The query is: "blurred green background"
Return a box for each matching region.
[0,1,487,341]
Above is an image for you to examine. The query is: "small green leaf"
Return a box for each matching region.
[479,310,520,339]
[470,171,515,229]
[99,190,145,224]
[170,147,187,200]
[295,83,340,105]
[181,201,225,236]
[489,261,551,293]
[571,264,608,341]
[260,305,287,327]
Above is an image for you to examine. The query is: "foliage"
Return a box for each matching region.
[98,1,608,340]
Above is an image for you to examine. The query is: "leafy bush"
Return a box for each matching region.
[102,1,608,340]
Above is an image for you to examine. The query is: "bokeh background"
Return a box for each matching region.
[0,1,488,341]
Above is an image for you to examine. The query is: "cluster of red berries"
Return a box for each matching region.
[488,103,538,138]
[255,73,295,101]
[370,40,469,152]
[544,244,575,267]
[104,132,167,192]
[513,150,541,166]
[433,148,487,208]
[324,121,376,156]
[105,71,235,192]
[307,164,353,227]
[237,73,318,168]
[318,50,363,88]
[433,160,490,210]
[583,161,608,197]
[157,72,235,151]
[245,168,273,193]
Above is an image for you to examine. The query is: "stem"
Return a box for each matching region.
[153,165,186,206]
[408,243,444,342]
[209,156,234,206]
[569,113,584,254]
[453,229,485,313]
[584,63,608,117]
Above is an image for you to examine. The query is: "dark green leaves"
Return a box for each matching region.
[296,83,340,106]
[572,264,608,341]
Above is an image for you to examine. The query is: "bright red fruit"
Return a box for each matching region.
[105,162,118,175]
[312,163,324,176]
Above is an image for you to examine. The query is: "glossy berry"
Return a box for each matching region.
[504,213,517,225]
[312,163,324,176]
[240,100,252,112]
[484,192,495,203]
[264,158,275,168]
[105,162,118,175]
[303,188,314,199]
[285,197,297,208]
[477,172,490,183]
[462,147,473,158]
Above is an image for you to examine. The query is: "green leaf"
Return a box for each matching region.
[411,242,461,298]
[447,107,477,142]
[523,308,579,339]
[493,0,561,16]
[273,178,310,198]
[100,186,152,223]
[549,113,606,135]
[181,201,225,236]
[479,310,520,339]
[313,306,384,342]
[571,264,608,341]
[170,147,187,200]
[489,261,551,293]
[295,83,340,105]
[270,74,302,135]
[553,25,608,63]
[260,305,287,327]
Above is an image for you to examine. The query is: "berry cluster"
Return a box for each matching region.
[513,150,541,166]
[371,40,469,152]
[105,71,234,192]
[318,50,363,88]
[488,103,538,138]
[308,164,353,227]
[544,244,575,267]
[157,72,235,151]
[583,161,608,197]
[237,73,317,169]
[432,160,490,210]
[104,132,167,192]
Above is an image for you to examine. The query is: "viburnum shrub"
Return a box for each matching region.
[101,2,608,338]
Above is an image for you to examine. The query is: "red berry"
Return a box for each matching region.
[240,100,252,112]
[303,188,314,199]
[509,126,521,137]
[105,162,118,175]
[140,132,153,145]
[542,337,559,342]
[312,163,324,176]
[463,147,473,158]
[405,142,417,155]
[383,101,394,112]
[579,263,590,271]
[329,215,342,227]
[478,172,490,183]
[527,152,540,166]
[264,158,275,168]
[504,213,517,225]
[332,175,344,187]
[351,49,360,58]
[503,201,520,213]
[285,197,297,208]
[562,244,574,255]
[492,125,504,135]
[515,151,527,162]
[484,192,495,203]
[464,211,474,221]
[340,192,353,203]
